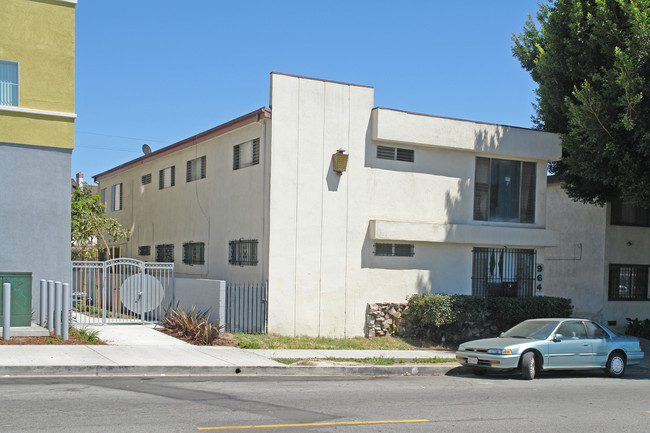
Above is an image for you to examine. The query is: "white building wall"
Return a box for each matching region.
[267,73,561,337]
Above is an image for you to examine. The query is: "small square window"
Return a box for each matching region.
[183,242,205,265]
[156,244,174,262]
[141,173,152,185]
[138,246,151,256]
[186,156,207,182]
[229,239,258,266]
[233,138,260,170]
[159,166,175,189]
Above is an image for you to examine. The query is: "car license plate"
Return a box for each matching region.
[467,357,478,365]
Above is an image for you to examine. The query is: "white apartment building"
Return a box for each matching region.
[94,73,562,337]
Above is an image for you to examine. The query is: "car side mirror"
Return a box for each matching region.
[553,333,564,342]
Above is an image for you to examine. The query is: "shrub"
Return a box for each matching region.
[625,317,650,339]
[406,293,573,341]
[161,305,222,345]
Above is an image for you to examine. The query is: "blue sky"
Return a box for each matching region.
[73,0,542,182]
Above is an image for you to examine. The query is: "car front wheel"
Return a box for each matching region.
[520,352,536,380]
[605,352,626,378]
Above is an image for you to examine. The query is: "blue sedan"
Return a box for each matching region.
[456,318,644,379]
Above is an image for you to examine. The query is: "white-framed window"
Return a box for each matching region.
[111,183,122,211]
[186,156,206,182]
[373,243,414,257]
[0,60,19,107]
[376,145,414,162]
[233,138,260,170]
[473,157,536,223]
[159,166,175,189]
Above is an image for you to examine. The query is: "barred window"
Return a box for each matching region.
[141,173,152,185]
[471,247,536,298]
[609,264,650,301]
[183,242,205,265]
[233,138,260,170]
[229,239,258,266]
[186,156,207,182]
[376,145,414,162]
[374,243,414,257]
[159,166,175,189]
[156,244,174,262]
[138,246,151,256]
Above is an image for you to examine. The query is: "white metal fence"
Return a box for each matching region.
[71,258,174,324]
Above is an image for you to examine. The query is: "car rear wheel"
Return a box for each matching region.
[605,352,626,378]
[520,352,536,380]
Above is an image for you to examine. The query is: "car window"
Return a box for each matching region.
[556,321,588,339]
[584,321,609,339]
[501,320,560,340]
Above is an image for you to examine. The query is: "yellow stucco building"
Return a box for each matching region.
[0,0,77,325]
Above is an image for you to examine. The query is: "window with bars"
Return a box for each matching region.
[159,166,175,189]
[229,239,258,266]
[373,243,414,257]
[111,183,122,211]
[376,145,414,162]
[141,173,152,185]
[474,157,536,223]
[138,246,151,256]
[233,138,260,170]
[610,199,650,227]
[471,247,536,298]
[186,156,207,182]
[609,264,650,301]
[156,244,174,262]
[182,242,205,265]
[0,60,19,106]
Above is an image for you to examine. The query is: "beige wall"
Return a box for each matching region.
[545,182,650,327]
[99,121,269,283]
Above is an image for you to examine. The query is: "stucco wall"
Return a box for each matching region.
[98,121,269,284]
[0,0,75,149]
[0,143,72,320]
[545,182,607,320]
[267,73,559,337]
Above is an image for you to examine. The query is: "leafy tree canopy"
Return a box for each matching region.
[71,185,129,259]
[513,0,650,207]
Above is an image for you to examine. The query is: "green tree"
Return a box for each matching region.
[71,185,129,259]
[512,0,650,207]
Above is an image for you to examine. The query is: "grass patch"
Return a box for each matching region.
[234,333,452,350]
[70,327,101,344]
[272,356,457,366]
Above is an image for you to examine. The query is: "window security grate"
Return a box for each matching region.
[183,242,205,265]
[229,239,258,266]
[608,264,650,301]
[138,246,151,256]
[374,243,414,257]
[141,173,152,185]
[471,247,536,298]
[156,244,174,262]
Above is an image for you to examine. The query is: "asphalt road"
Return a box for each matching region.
[1,369,648,433]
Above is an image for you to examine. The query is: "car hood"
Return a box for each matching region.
[460,337,536,350]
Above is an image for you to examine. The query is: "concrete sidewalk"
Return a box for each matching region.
[0,324,458,377]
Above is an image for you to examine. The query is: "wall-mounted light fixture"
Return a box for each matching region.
[332,149,349,176]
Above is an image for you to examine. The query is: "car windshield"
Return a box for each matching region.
[500,320,560,340]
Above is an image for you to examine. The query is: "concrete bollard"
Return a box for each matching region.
[40,279,47,327]
[62,283,70,341]
[47,280,55,333]
[2,283,10,340]
[54,281,62,336]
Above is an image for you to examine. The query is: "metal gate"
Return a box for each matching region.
[226,282,267,333]
[71,258,174,324]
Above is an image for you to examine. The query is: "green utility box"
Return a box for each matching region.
[0,272,33,327]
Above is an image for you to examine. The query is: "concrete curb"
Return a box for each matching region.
[0,363,460,378]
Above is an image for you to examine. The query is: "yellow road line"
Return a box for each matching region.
[198,419,430,430]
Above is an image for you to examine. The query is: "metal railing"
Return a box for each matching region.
[225,282,267,333]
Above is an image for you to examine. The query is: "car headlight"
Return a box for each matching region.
[487,348,513,355]
[458,345,466,351]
